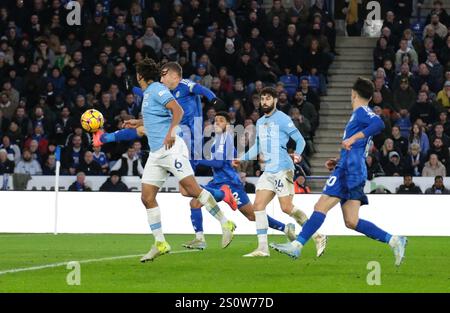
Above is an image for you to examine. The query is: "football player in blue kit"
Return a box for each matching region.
[270,78,408,266]
[182,111,297,250]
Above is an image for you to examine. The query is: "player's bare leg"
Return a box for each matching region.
[140,183,171,263]
[239,203,296,242]
[270,195,339,259]
[179,175,236,248]
[341,200,408,266]
[243,190,275,257]
[278,195,328,257]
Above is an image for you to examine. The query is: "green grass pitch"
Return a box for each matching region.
[0,234,449,292]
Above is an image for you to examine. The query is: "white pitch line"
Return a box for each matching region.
[0,250,200,276]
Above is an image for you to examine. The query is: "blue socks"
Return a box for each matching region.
[297,211,326,245]
[190,208,203,232]
[202,185,225,202]
[267,216,285,231]
[296,212,392,246]
[355,219,392,243]
[101,128,140,143]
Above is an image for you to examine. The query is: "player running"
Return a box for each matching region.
[93,62,238,212]
[182,111,297,250]
[270,78,408,266]
[130,58,236,263]
[240,87,327,257]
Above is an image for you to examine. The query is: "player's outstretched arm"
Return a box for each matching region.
[192,83,225,108]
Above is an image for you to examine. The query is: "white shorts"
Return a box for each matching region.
[256,170,295,197]
[141,136,194,188]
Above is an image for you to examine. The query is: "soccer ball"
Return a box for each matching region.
[80,109,104,133]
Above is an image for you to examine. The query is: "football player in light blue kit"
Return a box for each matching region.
[182,111,297,250]
[125,58,236,262]
[93,63,237,210]
[239,87,327,257]
[270,78,408,266]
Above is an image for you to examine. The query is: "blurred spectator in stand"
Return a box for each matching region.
[0,148,14,174]
[110,146,143,177]
[383,151,406,176]
[422,153,446,176]
[14,148,42,175]
[99,171,129,192]
[405,143,425,176]
[92,145,109,175]
[42,154,56,175]
[68,171,92,191]
[77,151,102,176]
[0,135,21,164]
[408,123,430,156]
[409,90,438,127]
[391,125,409,157]
[425,175,450,194]
[396,175,423,194]
[366,154,384,180]
[427,137,449,172]
[436,80,450,109]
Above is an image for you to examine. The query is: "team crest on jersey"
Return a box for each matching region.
[175,91,180,98]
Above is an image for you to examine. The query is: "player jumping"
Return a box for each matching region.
[183,111,297,250]
[270,78,408,266]
[240,87,327,257]
[130,58,236,262]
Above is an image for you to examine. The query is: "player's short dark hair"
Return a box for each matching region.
[435,175,443,181]
[135,58,160,82]
[161,62,183,77]
[260,87,278,99]
[215,111,230,123]
[352,77,374,100]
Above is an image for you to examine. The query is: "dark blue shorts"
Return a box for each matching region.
[205,181,251,209]
[322,166,368,206]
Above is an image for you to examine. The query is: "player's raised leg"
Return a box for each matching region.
[270,194,339,259]
[341,200,408,266]
[140,182,171,263]
[243,190,275,257]
[278,195,328,257]
[93,126,145,147]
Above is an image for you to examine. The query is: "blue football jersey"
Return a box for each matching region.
[141,82,175,151]
[338,106,382,173]
[171,79,203,128]
[209,133,242,187]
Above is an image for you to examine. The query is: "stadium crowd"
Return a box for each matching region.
[0,0,449,192]
[368,0,450,179]
[0,0,336,183]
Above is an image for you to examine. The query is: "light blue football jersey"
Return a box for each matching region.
[141,82,176,151]
[255,110,303,173]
